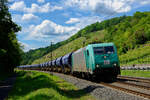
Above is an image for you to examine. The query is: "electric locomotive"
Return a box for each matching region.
[72,43,120,79]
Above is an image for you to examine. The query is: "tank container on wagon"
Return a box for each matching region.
[52,60,57,67]
[62,53,72,68]
[42,63,45,67]
[44,62,47,67]
[41,63,43,67]
[46,62,49,67]
[48,61,51,67]
[43,63,46,67]
[56,57,63,67]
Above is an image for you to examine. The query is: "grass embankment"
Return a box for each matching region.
[119,42,150,66]
[121,70,150,78]
[7,70,95,100]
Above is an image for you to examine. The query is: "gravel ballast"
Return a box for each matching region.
[46,72,149,100]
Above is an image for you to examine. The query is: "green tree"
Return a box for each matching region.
[0,0,22,74]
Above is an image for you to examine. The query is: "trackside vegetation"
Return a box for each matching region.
[119,41,150,66]
[7,70,95,100]
[121,70,150,78]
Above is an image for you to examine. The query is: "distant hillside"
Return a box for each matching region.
[119,41,150,66]
[22,11,150,65]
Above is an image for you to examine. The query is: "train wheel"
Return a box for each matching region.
[86,73,91,80]
[81,72,85,78]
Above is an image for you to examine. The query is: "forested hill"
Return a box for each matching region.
[22,11,150,65]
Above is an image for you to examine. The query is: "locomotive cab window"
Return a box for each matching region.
[93,47,104,55]
[87,50,89,56]
[94,46,114,55]
[104,46,114,54]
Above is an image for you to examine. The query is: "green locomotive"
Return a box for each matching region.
[72,43,120,79]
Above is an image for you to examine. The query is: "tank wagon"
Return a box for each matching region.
[56,56,63,72]
[18,43,120,79]
[62,53,73,73]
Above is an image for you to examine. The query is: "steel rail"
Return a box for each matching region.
[118,76,150,84]
[116,81,150,91]
[101,82,150,99]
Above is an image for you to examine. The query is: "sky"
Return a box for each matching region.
[8,0,150,52]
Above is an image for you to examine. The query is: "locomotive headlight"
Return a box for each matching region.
[114,63,117,66]
[96,64,99,68]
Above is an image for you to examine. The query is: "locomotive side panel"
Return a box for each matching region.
[72,47,88,72]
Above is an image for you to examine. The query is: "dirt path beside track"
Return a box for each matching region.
[0,75,16,100]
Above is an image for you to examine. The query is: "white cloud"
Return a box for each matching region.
[22,16,102,51]
[24,15,101,41]
[8,0,14,2]
[64,0,135,15]
[140,0,150,5]
[10,1,63,13]
[65,18,80,24]
[19,40,42,52]
[18,41,30,52]
[11,14,39,24]
[75,16,101,30]
[12,14,22,23]
[22,13,39,21]
[62,13,70,17]
[52,6,63,11]
[37,0,45,3]
[27,20,79,40]
[10,1,26,11]
[20,15,102,50]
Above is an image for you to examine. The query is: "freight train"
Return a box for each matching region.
[18,43,120,79]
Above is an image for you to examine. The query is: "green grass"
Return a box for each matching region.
[119,42,150,66]
[7,70,95,100]
[121,70,150,78]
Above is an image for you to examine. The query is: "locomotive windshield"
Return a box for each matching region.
[94,46,114,55]
[104,46,114,54]
[93,47,104,55]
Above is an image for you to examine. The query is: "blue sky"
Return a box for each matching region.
[8,0,150,52]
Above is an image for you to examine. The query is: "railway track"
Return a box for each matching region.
[101,82,150,99]
[118,75,150,84]
[116,81,150,90]
[100,76,150,99]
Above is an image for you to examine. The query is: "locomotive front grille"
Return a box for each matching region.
[94,67,118,75]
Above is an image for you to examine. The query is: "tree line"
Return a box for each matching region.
[0,0,23,75]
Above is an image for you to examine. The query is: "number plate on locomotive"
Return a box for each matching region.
[104,60,110,64]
